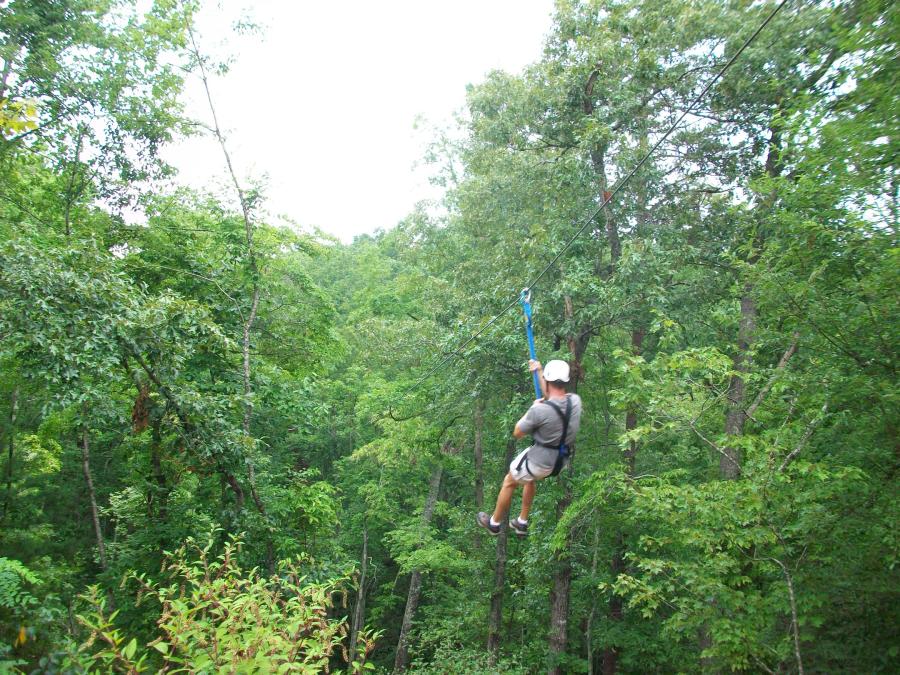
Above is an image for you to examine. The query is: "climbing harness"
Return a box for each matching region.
[519,288,542,400]
[514,395,573,478]
[542,396,573,477]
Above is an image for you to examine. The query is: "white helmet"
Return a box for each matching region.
[543,359,570,383]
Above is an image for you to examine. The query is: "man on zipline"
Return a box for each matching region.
[477,359,582,536]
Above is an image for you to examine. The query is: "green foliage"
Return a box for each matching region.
[0,557,37,672]
[0,98,37,137]
[0,557,70,672]
[0,0,896,671]
[385,519,471,577]
[0,558,38,617]
[73,535,375,673]
[412,644,529,674]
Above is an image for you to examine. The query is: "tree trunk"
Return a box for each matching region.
[547,292,592,674]
[474,399,485,549]
[0,55,13,101]
[699,625,714,671]
[703,124,773,666]
[564,295,590,383]
[147,412,171,563]
[624,329,645,475]
[585,98,634,675]
[720,116,778,474]
[349,524,369,665]
[700,290,756,669]
[602,530,625,674]
[589,145,620,271]
[702,100,782,672]
[3,386,18,524]
[62,130,85,238]
[242,287,261,435]
[721,290,756,478]
[583,72,619,274]
[394,465,443,672]
[81,420,107,571]
[585,525,601,675]
[487,438,516,663]
[148,412,169,523]
[548,474,574,675]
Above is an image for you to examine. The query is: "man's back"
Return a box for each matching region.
[516,393,583,471]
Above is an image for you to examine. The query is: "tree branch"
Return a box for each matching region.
[779,402,828,472]
[746,332,799,420]
[768,556,805,675]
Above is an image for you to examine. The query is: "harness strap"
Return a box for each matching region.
[541,395,573,477]
[514,396,574,479]
[515,452,534,477]
[541,396,572,450]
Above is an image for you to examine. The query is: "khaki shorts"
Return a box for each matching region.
[509,448,553,483]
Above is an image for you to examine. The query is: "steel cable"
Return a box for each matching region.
[397,0,790,401]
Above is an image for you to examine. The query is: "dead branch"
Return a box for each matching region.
[779,402,828,472]
[747,332,800,419]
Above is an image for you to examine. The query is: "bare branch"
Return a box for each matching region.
[751,655,777,675]
[689,419,728,460]
[185,26,256,258]
[185,27,270,564]
[747,332,799,419]
[242,287,260,436]
[768,557,805,675]
[779,402,828,472]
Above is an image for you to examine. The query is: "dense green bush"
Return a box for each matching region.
[68,536,376,673]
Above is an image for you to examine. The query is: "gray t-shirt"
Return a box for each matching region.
[516,393,583,470]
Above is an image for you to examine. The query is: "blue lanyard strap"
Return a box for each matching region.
[519,288,541,400]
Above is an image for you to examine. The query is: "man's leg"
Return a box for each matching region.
[491,473,519,524]
[518,480,536,522]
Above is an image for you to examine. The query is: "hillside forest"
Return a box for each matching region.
[0,0,897,672]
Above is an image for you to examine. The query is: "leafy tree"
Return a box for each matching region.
[1,0,896,672]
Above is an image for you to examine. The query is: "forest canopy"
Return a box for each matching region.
[0,0,897,673]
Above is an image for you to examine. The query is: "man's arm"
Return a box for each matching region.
[513,399,538,439]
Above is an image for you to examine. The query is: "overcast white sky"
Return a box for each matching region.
[163,1,555,242]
